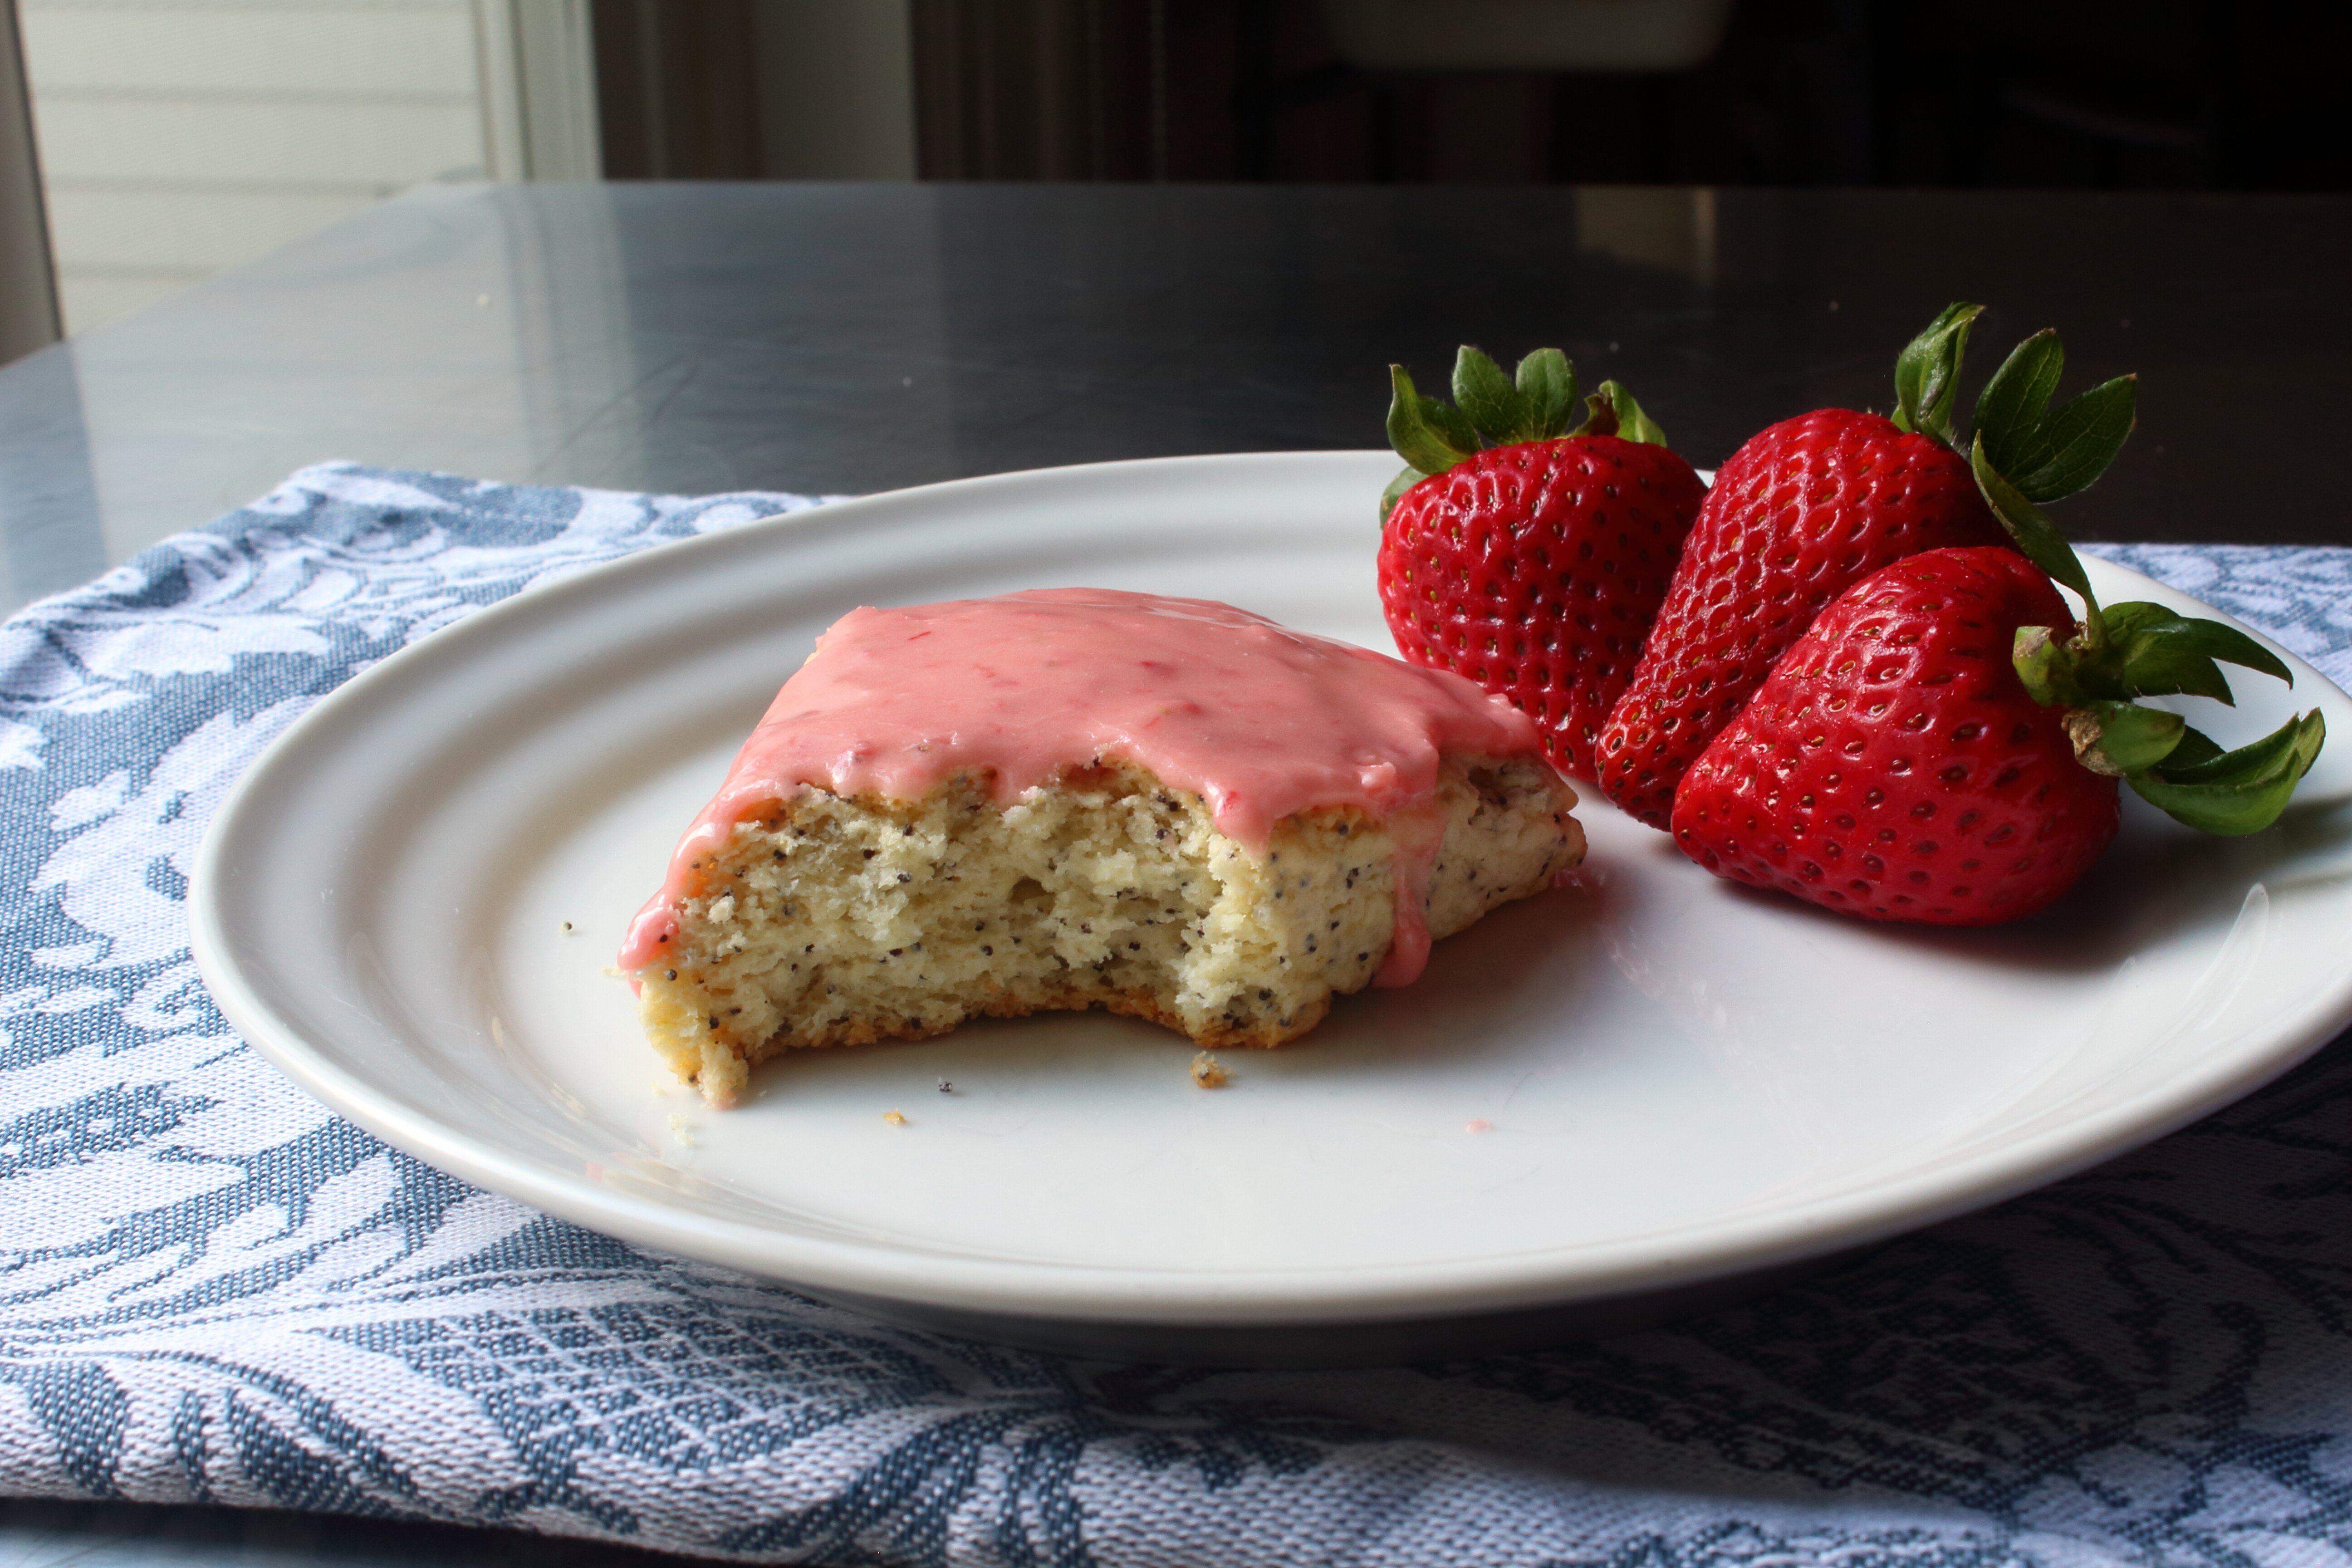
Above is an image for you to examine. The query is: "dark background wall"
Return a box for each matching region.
[593,0,2352,189]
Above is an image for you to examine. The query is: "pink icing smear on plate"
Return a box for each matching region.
[618,588,1552,986]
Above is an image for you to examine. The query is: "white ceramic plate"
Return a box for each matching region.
[192,452,2352,1364]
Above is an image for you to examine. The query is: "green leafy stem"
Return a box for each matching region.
[1894,301,2327,836]
[1381,345,1667,521]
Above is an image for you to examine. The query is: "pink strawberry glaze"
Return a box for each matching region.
[617,588,1555,988]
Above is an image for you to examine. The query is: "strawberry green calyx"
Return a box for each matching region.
[1582,380,1666,445]
[1381,346,1668,520]
[1943,305,2324,834]
[1973,329,2137,504]
[1886,301,2139,505]
[1890,303,1984,446]
[1387,363,1481,476]
[1454,344,1577,445]
[2130,713,2329,836]
[1971,434,2327,836]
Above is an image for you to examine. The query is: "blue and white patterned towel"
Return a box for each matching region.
[2,461,2350,1568]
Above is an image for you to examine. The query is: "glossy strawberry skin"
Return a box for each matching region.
[1596,409,2009,827]
[1671,546,2120,926]
[1378,434,1706,779]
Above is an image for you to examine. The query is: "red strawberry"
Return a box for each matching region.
[1597,306,2030,828]
[1672,504,2326,925]
[1671,546,2120,924]
[1375,347,1706,778]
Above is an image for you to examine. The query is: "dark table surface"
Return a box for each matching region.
[0,181,2347,618]
[0,181,2345,1563]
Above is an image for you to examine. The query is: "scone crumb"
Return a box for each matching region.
[633,751,1582,1105]
[560,920,574,934]
[1189,1051,1229,1088]
[667,1112,696,1147]
[882,1109,908,1126]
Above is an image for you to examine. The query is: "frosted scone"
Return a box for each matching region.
[619,589,1584,1105]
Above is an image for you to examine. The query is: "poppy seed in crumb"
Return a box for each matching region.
[631,750,1578,1099]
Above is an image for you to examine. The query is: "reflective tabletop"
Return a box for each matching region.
[0,182,2347,617]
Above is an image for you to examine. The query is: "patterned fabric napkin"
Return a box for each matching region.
[2,461,2349,1568]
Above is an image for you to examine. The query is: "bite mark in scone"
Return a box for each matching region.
[622,589,1585,1106]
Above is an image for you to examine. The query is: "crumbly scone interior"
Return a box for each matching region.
[636,758,1580,1104]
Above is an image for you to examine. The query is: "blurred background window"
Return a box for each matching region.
[11,0,597,336]
[1,0,2347,347]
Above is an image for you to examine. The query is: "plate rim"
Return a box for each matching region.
[190,450,2352,1328]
